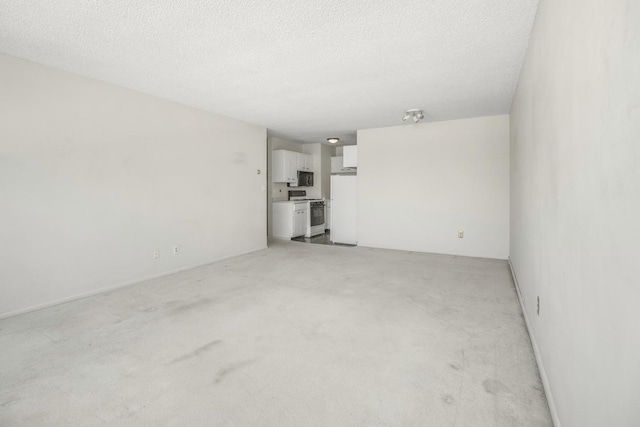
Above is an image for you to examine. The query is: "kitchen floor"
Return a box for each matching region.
[0,240,551,426]
[291,230,332,245]
[291,230,355,246]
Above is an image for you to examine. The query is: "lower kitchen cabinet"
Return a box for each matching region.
[272,201,308,239]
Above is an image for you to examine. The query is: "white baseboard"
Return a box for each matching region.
[356,241,509,261]
[0,246,267,320]
[509,258,561,427]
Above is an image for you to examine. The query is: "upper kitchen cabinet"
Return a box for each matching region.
[272,149,314,183]
[297,152,313,172]
[343,145,357,168]
[272,150,298,184]
[331,156,357,174]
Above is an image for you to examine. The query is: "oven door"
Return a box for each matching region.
[310,203,325,227]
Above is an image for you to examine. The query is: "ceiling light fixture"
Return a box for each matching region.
[402,109,425,123]
[327,138,340,144]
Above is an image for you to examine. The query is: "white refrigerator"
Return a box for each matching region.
[330,175,357,245]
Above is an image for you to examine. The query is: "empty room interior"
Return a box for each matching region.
[1,0,638,426]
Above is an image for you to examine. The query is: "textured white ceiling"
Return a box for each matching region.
[0,0,539,145]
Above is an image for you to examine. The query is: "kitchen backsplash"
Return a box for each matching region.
[272,181,321,201]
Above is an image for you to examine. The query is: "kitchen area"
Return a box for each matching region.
[269,140,358,246]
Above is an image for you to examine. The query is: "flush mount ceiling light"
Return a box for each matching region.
[327,138,340,144]
[402,109,425,123]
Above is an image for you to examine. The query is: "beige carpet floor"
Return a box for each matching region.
[0,239,551,426]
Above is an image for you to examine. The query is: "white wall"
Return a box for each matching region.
[0,54,267,318]
[509,1,640,426]
[320,144,333,199]
[357,115,509,259]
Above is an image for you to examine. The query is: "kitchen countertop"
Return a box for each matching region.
[272,199,325,203]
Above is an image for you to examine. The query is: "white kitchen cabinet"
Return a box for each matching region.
[294,204,308,236]
[272,201,308,239]
[272,150,298,184]
[296,153,305,171]
[273,150,315,183]
[297,152,313,171]
[331,156,357,174]
[343,145,357,168]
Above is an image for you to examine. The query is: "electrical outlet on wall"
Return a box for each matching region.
[458,230,464,238]
[172,245,180,255]
[153,249,160,259]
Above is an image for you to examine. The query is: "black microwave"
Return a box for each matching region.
[296,171,314,187]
